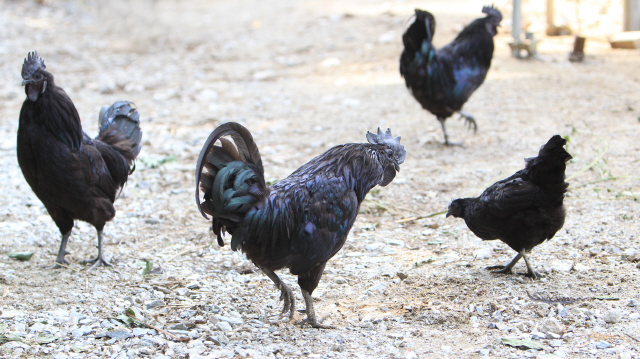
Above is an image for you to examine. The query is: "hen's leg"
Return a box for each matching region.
[487,252,522,274]
[258,266,295,320]
[81,230,112,271]
[52,230,72,268]
[299,289,335,329]
[296,263,334,329]
[458,111,478,133]
[438,116,462,146]
[521,250,541,279]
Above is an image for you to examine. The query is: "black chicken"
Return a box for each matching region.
[195,123,405,328]
[400,6,502,145]
[447,136,572,278]
[18,51,142,270]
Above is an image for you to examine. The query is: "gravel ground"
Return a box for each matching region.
[0,0,639,358]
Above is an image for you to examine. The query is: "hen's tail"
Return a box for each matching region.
[97,101,142,173]
[195,122,268,247]
[400,9,436,78]
[526,135,572,191]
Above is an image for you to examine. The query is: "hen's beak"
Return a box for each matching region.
[393,161,400,172]
[21,79,34,86]
[445,211,452,217]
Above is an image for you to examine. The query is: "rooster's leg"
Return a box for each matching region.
[298,289,335,329]
[487,252,522,274]
[258,266,296,320]
[81,230,112,271]
[458,111,478,133]
[52,230,72,268]
[521,249,541,279]
[438,116,462,146]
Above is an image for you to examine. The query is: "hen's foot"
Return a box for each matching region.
[486,265,514,275]
[81,256,112,271]
[458,111,478,133]
[297,316,336,329]
[278,282,296,320]
[444,139,464,147]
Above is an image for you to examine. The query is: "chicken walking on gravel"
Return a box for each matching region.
[18,51,142,270]
[195,123,405,328]
[400,6,502,146]
[446,135,572,278]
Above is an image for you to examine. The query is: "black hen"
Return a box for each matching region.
[400,6,502,145]
[18,51,142,270]
[447,136,572,278]
[196,123,405,328]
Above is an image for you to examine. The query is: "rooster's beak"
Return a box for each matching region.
[21,79,33,86]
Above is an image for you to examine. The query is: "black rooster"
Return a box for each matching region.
[18,51,142,270]
[195,123,405,328]
[400,6,502,145]
[447,136,572,278]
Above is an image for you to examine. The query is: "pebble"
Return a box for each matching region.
[216,321,233,332]
[627,299,637,307]
[145,300,165,310]
[629,313,640,320]
[603,310,621,324]
[594,340,612,349]
[542,318,564,335]
[106,329,133,340]
[473,247,493,259]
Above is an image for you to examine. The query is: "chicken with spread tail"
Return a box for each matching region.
[18,51,142,270]
[447,136,572,278]
[195,123,405,328]
[400,6,502,145]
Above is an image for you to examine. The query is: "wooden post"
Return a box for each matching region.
[546,0,555,29]
[625,0,640,31]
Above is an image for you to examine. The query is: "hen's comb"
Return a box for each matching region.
[366,128,406,164]
[482,5,502,23]
[22,51,45,80]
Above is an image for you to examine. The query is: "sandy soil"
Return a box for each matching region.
[0,0,639,358]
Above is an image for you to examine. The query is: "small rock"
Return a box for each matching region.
[72,326,92,338]
[627,299,637,307]
[132,328,153,336]
[473,247,493,259]
[216,321,232,332]
[547,260,574,272]
[549,340,564,347]
[145,300,165,310]
[573,263,591,271]
[175,288,190,296]
[541,318,564,335]
[396,272,408,280]
[594,340,611,349]
[628,313,640,320]
[479,348,490,356]
[335,277,347,284]
[170,323,188,331]
[106,329,133,340]
[603,310,621,324]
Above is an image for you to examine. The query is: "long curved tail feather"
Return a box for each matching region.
[195,122,268,246]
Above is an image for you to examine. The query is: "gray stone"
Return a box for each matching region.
[169,323,188,331]
[627,299,637,307]
[132,328,154,336]
[542,318,563,335]
[594,340,611,349]
[216,321,232,332]
[603,310,621,324]
[479,349,490,356]
[106,329,133,340]
[145,300,165,310]
[72,326,92,338]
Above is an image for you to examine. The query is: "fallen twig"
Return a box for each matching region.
[396,210,447,223]
[165,245,207,262]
